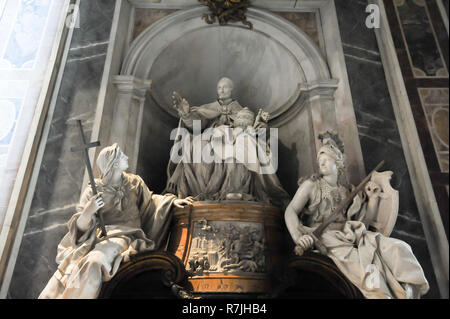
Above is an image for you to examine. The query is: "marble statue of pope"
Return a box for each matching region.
[165,77,289,207]
[39,144,193,299]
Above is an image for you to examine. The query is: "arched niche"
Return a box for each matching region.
[111,7,340,195]
[122,7,333,120]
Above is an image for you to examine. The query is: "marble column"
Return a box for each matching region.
[110,75,152,173]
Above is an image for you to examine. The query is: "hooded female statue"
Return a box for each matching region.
[39,144,193,299]
[284,133,429,299]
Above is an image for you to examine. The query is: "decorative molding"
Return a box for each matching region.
[122,7,331,81]
[270,79,339,127]
[111,75,152,172]
[127,0,198,9]
[113,75,152,101]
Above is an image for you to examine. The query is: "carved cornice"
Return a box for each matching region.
[301,79,340,100]
[270,79,339,127]
[113,75,152,101]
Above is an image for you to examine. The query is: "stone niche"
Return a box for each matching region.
[66,2,365,297]
[96,4,363,197]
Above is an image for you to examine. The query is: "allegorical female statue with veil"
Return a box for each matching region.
[39,144,193,299]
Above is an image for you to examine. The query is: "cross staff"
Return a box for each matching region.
[71,120,107,237]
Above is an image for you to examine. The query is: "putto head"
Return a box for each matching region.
[234,107,255,128]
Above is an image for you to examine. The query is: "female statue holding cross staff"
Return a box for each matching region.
[39,143,193,299]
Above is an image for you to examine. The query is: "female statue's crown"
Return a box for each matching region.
[317,131,345,168]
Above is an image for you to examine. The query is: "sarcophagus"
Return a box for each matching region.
[167,202,285,294]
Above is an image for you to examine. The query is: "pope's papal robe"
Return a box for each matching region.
[39,173,177,299]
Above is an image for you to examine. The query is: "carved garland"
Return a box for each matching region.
[199,0,253,29]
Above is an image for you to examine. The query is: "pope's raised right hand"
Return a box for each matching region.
[172,91,190,115]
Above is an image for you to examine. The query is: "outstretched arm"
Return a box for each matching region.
[284,180,315,245]
[172,91,214,130]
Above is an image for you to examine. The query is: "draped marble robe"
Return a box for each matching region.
[166,99,242,199]
[299,175,429,299]
[211,124,290,207]
[39,173,177,299]
[165,99,290,207]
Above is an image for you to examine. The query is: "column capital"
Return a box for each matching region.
[113,75,152,101]
[300,79,340,100]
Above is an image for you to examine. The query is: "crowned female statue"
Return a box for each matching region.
[284,133,429,299]
[39,144,193,299]
[165,77,289,208]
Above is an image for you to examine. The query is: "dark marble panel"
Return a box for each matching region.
[137,98,179,194]
[277,108,315,197]
[395,0,448,77]
[335,0,440,298]
[133,9,178,41]
[274,12,320,49]
[8,0,115,299]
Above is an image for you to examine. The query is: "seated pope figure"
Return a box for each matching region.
[166,77,289,207]
[39,143,193,299]
[284,134,429,299]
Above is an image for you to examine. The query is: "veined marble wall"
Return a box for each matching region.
[0,0,64,229]
[394,0,448,77]
[7,0,115,299]
[334,0,440,298]
[385,0,449,246]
